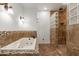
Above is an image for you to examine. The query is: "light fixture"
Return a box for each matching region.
[0,3,13,14]
[19,16,25,24]
[18,16,30,28]
[44,7,48,10]
[18,5,25,24]
[7,6,13,14]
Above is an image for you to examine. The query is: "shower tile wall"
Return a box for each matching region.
[50,12,58,48]
[58,7,67,44]
[50,7,67,48]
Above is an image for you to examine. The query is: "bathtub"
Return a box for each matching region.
[0,37,39,55]
[0,37,37,51]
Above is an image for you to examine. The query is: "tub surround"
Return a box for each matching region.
[0,31,37,48]
[0,31,39,55]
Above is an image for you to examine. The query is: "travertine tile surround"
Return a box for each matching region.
[0,31,37,47]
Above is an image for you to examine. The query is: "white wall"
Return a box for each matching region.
[0,3,23,31]
[37,11,50,44]
[22,9,50,44]
[22,9,37,31]
[0,4,50,44]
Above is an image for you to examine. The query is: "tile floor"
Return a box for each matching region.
[39,44,67,56]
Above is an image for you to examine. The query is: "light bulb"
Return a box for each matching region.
[44,7,48,10]
[7,8,14,14]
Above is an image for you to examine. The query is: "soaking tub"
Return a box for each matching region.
[0,37,39,55]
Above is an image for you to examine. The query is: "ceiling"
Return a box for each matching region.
[19,3,66,11]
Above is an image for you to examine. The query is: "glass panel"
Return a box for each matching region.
[69,3,77,10]
[70,16,77,24]
[69,7,77,16]
[77,15,79,24]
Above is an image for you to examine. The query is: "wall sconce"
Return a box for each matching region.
[0,3,13,14]
[19,16,25,24]
[7,6,13,14]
